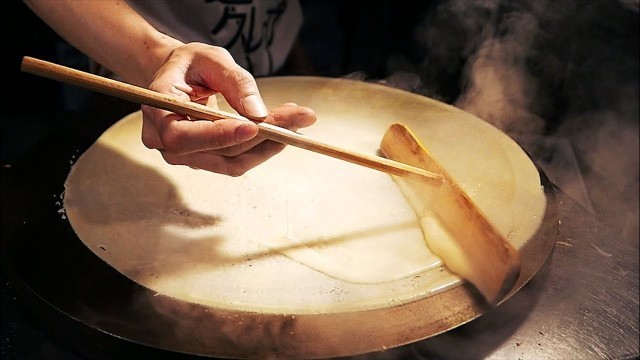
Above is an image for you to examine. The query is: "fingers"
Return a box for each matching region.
[138,42,317,175]
[159,141,286,177]
[187,46,269,119]
[143,103,314,175]
[198,103,317,157]
[141,108,259,154]
[265,103,316,129]
[142,102,316,156]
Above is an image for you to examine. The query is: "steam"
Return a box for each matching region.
[413,0,547,133]
[618,0,639,13]
[556,93,639,240]
[410,0,639,241]
[454,9,544,133]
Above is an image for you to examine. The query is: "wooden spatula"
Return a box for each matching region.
[380,123,521,305]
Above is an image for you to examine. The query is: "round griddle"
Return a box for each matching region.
[1,77,558,359]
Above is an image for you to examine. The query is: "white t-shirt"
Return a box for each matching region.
[126,0,303,76]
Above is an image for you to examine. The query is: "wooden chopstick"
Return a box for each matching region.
[21,56,443,183]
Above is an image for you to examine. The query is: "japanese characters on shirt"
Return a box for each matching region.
[128,0,302,75]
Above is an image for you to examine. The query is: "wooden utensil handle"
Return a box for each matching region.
[21,56,442,182]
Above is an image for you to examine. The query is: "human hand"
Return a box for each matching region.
[140,42,316,176]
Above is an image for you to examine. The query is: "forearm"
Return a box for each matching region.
[23,0,182,86]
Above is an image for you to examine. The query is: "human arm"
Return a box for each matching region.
[23,0,179,87]
[23,0,316,175]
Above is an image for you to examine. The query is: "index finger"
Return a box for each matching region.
[142,105,259,154]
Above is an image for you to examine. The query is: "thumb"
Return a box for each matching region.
[209,60,269,119]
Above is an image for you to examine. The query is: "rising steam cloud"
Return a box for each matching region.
[412,0,638,241]
[449,1,545,133]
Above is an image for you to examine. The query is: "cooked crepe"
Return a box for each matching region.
[63,78,546,314]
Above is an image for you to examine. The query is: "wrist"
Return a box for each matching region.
[135,31,183,87]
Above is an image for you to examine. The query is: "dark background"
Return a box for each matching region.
[2,1,638,359]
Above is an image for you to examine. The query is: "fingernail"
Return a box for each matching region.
[172,83,193,94]
[242,94,268,118]
[235,123,257,142]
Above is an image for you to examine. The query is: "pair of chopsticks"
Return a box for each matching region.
[20,56,442,183]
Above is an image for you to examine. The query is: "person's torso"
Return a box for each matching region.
[127,0,302,76]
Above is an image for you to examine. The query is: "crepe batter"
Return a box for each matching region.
[62,77,546,314]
